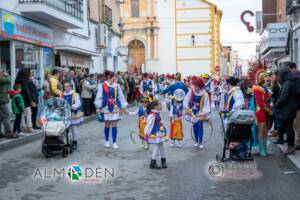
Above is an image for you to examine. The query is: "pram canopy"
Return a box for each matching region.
[228,110,255,125]
[41,97,72,128]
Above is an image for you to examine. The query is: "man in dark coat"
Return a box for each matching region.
[288,62,300,150]
[275,68,298,155]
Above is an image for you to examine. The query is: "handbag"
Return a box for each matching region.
[98,112,105,122]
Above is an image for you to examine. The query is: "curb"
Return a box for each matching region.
[0,115,97,153]
[275,143,300,174]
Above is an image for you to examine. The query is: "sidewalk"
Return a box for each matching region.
[0,115,96,153]
[276,143,300,172]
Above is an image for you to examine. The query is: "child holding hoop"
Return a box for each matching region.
[144,100,168,169]
[94,70,128,149]
[128,95,151,149]
[184,77,210,149]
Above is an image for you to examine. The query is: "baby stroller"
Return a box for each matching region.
[217,110,255,162]
[40,98,72,158]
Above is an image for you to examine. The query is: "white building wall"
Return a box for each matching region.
[157,0,176,74]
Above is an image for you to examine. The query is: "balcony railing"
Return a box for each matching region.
[19,0,83,21]
[103,5,112,26]
[287,0,300,15]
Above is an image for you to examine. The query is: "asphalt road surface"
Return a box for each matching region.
[0,106,300,200]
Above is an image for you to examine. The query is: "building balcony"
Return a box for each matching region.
[18,0,84,29]
[287,0,300,15]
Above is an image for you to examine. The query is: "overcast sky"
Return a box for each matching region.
[209,0,262,60]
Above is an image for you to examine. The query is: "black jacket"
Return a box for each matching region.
[275,73,298,121]
[28,80,38,105]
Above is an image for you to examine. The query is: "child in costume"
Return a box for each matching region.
[169,89,185,147]
[184,77,210,149]
[144,100,168,169]
[94,70,128,149]
[140,72,153,96]
[129,96,151,149]
[63,82,82,150]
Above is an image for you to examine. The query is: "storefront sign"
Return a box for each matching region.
[0,10,53,47]
[260,23,288,54]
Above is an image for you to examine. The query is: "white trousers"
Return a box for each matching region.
[151,143,166,160]
[70,125,78,141]
[21,107,32,129]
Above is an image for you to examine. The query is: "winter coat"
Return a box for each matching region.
[81,79,96,99]
[0,75,10,105]
[275,73,298,121]
[11,91,25,114]
[15,78,32,107]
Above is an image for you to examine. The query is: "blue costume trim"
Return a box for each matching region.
[150,113,161,135]
[101,85,121,112]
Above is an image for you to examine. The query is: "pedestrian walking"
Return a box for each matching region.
[63,82,82,150]
[94,70,128,149]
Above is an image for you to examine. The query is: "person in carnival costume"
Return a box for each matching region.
[252,73,272,156]
[184,77,210,149]
[129,95,152,149]
[144,100,168,169]
[140,72,153,96]
[94,70,128,149]
[169,89,185,147]
[63,82,82,150]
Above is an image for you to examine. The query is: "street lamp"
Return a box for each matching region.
[191,35,196,46]
[118,18,125,33]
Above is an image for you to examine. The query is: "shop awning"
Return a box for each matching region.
[53,46,99,57]
[261,47,286,60]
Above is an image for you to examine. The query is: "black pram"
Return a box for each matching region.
[217,110,255,162]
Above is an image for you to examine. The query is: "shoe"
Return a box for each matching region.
[170,142,175,147]
[295,145,300,150]
[177,140,183,147]
[194,143,199,147]
[144,143,149,150]
[275,140,284,144]
[26,128,34,133]
[72,141,78,150]
[150,159,162,169]
[161,158,167,169]
[269,130,278,137]
[112,143,119,149]
[6,133,20,139]
[199,144,204,149]
[104,141,110,148]
[283,146,296,155]
[33,126,41,130]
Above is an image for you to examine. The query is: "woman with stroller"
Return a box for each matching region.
[63,82,82,150]
[183,76,211,149]
[224,76,245,113]
[94,70,128,149]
